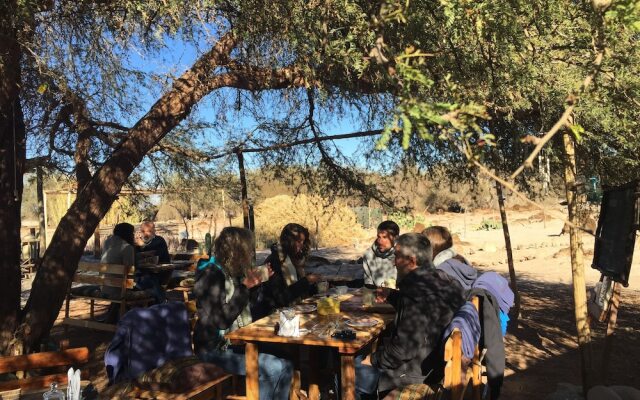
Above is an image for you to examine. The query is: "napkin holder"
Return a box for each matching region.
[278,311,300,337]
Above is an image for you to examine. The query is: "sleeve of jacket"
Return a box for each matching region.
[370,295,431,370]
[195,269,249,330]
[156,237,171,263]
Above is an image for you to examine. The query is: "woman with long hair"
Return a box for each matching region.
[193,227,293,400]
[252,223,321,320]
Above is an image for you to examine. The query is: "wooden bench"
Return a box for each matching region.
[64,261,153,332]
[0,347,89,392]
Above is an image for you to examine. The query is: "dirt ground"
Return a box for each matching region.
[27,207,640,399]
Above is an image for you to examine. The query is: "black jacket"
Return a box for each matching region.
[192,267,250,353]
[250,245,316,320]
[467,287,504,399]
[136,236,171,264]
[370,267,465,391]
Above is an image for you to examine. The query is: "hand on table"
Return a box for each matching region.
[375,287,391,303]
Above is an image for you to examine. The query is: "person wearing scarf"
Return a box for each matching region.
[193,227,293,400]
[423,226,477,290]
[362,220,400,287]
[251,223,321,320]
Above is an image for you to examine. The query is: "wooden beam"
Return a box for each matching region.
[36,165,46,256]
[0,348,89,373]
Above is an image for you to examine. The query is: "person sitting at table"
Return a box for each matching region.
[362,220,399,288]
[136,221,170,263]
[134,221,171,303]
[251,223,321,320]
[422,225,477,290]
[193,227,293,400]
[99,223,137,323]
[355,233,465,399]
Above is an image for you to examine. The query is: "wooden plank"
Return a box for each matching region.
[245,342,259,400]
[0,373,69,392]
[62,318,117,332]
[451,329,463,400]
[77,261,128,275]
[340,354,356,400]
[72,273,134,288]
[0,348,89,373]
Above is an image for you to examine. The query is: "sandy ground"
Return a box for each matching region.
[22,208,640,398]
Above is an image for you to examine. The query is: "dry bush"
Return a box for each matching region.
[247,194,366,249]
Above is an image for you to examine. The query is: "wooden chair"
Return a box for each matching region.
[0,347,89,392]
[63,261,153,332]
[442,296,483,400]
[393,296,484,400]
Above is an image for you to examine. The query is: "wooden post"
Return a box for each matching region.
[236,150,250,230]
[496,182,520,320]
[93,223,101,258]
[36,165,46,256]
[340,354,356,400]
[562,131,593,392]
[601,282,621,383]
[43,190,48,250]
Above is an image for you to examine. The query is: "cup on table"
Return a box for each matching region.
[317,281,329,294]
[334,285,348,295]
[362,287,375,307]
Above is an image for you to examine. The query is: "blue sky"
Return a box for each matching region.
[122,35,386,170]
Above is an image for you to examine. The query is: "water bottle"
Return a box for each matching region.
[43,382,65,399]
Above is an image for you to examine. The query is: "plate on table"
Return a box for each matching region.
[345,318,379,328]
[295,304,317,314]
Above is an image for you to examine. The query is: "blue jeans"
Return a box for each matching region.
[199,346,293,400]
[355,355,380,396]
[135,273,166,303]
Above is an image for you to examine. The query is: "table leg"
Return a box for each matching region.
[340,354,356,400]
[246,342,259,400]
[308,348,320,400]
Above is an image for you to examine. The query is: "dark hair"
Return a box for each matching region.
[396,233,433,268]
[280,223,310,265]
[422,226,453,257]
[214,227,255,278]
[113,223,135,246]
[377,220,400,238]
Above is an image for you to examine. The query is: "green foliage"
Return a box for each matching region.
[388,211,426,230]
[475,219,501,231]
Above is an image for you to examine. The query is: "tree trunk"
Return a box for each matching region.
[0,0,26,355]
[562,131,593,392]
[495,182,520,321]
[19,33,239,350]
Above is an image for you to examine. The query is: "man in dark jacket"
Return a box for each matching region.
[357,233,465,397]
[136,221,170,263]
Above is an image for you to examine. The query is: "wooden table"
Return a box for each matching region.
[225,291,395,400]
